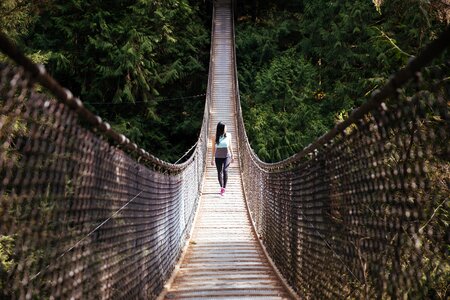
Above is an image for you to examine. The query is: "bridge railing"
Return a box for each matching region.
[0,31,210,299]
[233,17,450,299]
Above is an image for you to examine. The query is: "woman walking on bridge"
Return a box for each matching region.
[211,121,234,196]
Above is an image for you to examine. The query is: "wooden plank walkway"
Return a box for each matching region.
[159,1,292,299]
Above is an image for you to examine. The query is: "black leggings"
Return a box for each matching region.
[215,157,231,188]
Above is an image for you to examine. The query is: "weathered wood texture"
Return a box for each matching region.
[162,1,291,299]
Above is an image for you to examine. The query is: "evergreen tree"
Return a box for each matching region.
[19,0,210,161]
[236,0,448,162]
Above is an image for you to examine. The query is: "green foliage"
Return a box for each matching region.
[0,235,15,271]
[244,50,328,161]
[236,0,448,162]
[0,0,35,39]
[0,1,52,64]
[0,235,16,297]
[15,0,210,162]
[31,0,200,102]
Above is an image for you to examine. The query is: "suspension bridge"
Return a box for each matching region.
[1,0,449,299]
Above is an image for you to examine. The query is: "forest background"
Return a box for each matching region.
[0,0,448,162]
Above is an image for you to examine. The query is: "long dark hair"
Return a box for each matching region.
[215,122,226,145]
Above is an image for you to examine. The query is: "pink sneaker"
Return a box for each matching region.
[220,187,225,196]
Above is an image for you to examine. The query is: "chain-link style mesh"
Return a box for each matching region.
[0,36,210,298]
[234,26,450,299]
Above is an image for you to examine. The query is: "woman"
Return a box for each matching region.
[211,121,234,196]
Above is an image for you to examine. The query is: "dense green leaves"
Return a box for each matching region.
[0,0,36,39]
[236,0,448,162]
[244,50,327,161]
[0,1,52,63]
[3,0,210,162]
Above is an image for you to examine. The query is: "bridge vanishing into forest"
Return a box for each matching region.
[1,0,449,299]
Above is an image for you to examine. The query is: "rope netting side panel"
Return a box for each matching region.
[235,26,450,299]
[0,51,208,298]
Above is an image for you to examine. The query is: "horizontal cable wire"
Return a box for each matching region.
[88,93,208,105]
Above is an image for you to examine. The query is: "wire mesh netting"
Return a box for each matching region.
[0,57,209,298]
[235,28,450,299]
